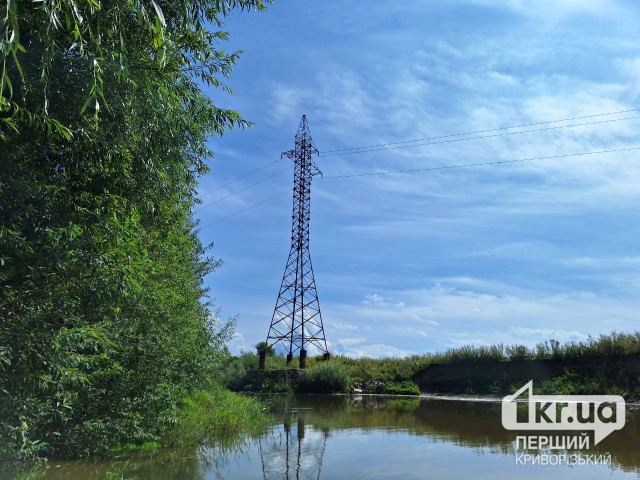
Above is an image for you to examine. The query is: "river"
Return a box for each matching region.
[4,394,640,479]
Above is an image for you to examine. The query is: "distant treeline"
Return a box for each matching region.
[222,331,640,398]
[419,331,640,363]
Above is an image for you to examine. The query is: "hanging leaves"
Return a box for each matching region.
[0,0,266,139]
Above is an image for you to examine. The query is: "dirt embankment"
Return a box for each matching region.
[413,353,640,398]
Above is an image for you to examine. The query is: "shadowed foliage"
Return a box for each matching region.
[0,0,270,460]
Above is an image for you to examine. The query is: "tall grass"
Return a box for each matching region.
[162,386,271,447]
[298,362,350,393]
[15,462,136,480]
[16,465,44,480]
[221,331,640,393]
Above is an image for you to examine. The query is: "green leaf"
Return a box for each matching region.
[80,94,93,114]
[152,0,166,27]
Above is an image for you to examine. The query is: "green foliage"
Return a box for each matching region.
[14,462,136,480]
[505,345,530,361]
[105,442,160,453]
[259,377,296,393]
[161,387,270,447]
[430,344,506,365]
[0,0,271,461]
[298,362,351,393]
[219,352,261,390]
[102,462,135,480]
[528,368,634,397]
[339,331,640,376]
[385,381,420,396]
[221,331,640,397]
[488,380,503,395]
[0,0,266,138]
[256,341,275,356]
[220,354,349,393]
[16,464,44,480]
[329,354,432,384]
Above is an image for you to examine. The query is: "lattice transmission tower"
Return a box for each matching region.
[263,115,329,369]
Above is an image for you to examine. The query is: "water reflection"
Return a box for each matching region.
[257,418,328,480]
[4,395,639,480]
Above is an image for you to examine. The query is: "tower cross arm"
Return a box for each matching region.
[307,159,322,178]
[281,149,296,160]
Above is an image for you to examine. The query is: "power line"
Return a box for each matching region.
[198,190,290,229]
[196,108,639,206]
[320,108,640,155]
[195,165,292,212]
[198,108,640,201]
[196,114,640,211]
[198,146,640,226]
[321,146,640,179]
[198,159,282,199]
[318,115,640,158]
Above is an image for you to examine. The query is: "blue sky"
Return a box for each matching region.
[195,0,640,357]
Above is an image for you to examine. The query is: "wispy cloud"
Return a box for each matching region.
[200,1,640,358]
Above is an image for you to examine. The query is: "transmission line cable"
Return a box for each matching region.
[196,108,639,203]
[198,108,639,199]
[319,115,640,158]
[199,146,640,226]
[321,146,640,179]
[195,165,292,212]
[198,190,290,229]
[198,159,282,199]
[321,108,640,155]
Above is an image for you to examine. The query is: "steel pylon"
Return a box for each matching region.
[265,115,328,359]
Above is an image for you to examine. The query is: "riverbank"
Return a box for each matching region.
[8,393,640,479]
[2,386,271,473]
[7,387,272,480]
[260,391,640,409]
[221,331,640,400]
[416,392,640,408]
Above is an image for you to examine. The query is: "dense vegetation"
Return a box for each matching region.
[0,0,270,460]
[222,331,640,398]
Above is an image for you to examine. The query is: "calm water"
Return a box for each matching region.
[4,394,640,479]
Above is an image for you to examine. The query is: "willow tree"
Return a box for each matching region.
[0,0,265,458]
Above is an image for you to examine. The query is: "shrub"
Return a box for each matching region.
[298,362,350,393]
[256,342,275,356]
[162,387,271,447]
[385,381,420,395]
[506,345,530,361]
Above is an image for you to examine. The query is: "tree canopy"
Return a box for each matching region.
[1,0,266,458]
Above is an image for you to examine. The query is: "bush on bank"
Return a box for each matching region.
[161,387,271,448]
[221,331,640,398]
[298,362,351,393]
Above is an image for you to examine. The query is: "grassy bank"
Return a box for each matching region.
[100,386,272,453]
[221,331,640,398]
[8,386,271,479]
[160,387,271,448]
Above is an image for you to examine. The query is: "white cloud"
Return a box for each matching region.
[334,342,417,359]
[268,69,373,130]
[558,256,640,269]
[331,321,359,330]
[335,337,367,346]
[226,331,252,356]
[363,294,387,306]
[324,277,640,354]
[454,0,620,18]
[508,327,586,341]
